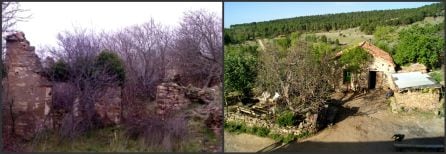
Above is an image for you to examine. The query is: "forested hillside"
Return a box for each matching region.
[224,3,444,44]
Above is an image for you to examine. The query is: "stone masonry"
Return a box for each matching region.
[393,89,441,111]
[2,32,52,140]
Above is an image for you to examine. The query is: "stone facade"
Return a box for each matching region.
[2,32,52,140]
[338,41,396,91]
[393,89,441,111]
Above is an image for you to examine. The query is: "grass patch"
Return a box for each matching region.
[429,70,443,83]
[28,124,207,152]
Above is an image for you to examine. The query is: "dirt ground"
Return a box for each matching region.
[224,131,276,152]
[225,89,445,152]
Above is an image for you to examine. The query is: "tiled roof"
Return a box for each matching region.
[359,41,396,66]
[335,41,396,66]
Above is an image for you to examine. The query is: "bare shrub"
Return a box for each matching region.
[173,10,222,88]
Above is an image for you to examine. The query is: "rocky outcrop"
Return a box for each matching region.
[2,32,52,140]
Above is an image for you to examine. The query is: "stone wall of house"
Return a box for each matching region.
[393,89,441,111]
[370,57,395,73]
[2,32,52,140]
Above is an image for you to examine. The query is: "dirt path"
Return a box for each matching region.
[275,90,444,152]
[224,131,276,152]
[257,39,265,51]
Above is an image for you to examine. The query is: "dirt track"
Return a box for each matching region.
[275,90,444,152]
[225,90,444,152]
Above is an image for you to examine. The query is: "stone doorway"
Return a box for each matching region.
[368,71,377,89]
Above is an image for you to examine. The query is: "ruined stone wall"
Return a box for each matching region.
[2,32,52,140]
[155,82,190,117]
[94,86,122,125]
[394,89,441,111]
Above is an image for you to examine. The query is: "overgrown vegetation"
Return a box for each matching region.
[3,9,222,152]
[94,51,125,85]
[339,47,372,72]
[394,24,444,69]
[276,110,298,127]
[224,44,259,101]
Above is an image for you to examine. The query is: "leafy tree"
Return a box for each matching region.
[339,47,372,73]
[373,26,397,42]
[224,45,259,99]
[394,24,444,68]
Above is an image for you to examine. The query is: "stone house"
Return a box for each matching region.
[335,41,396,91]
[390,72,442,111]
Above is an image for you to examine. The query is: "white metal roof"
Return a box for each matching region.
[391,72,441,90]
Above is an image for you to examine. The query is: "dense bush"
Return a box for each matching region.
[275,37,291,51]
[95,50,126,84]
[276,111,298,127]
[224,45,259,100]
[224,121,248,133]
[48,60,70,82]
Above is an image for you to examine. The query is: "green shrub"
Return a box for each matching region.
[282,134,296,143]
[269,133,283,142]
[224,121,247,133]
[255,127,270,137]
[49,60,70,82]
[95,50,125,85]
[429,71,443,83]
[276,111,297,127]
[296,131,311,139]
[224,45,258,100]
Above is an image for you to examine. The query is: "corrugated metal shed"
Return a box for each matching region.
[391,72,441,90]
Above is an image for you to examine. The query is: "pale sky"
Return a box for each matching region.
[13,2,222,49]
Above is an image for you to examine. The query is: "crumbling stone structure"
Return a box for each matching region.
[2,32,52,140]
[155,82,190,117]
[94,86,122,125]
[155,82,217,117]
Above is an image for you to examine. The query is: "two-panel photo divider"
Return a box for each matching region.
[1,1,445,153]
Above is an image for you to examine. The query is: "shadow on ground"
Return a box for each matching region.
[259,137,444,152]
